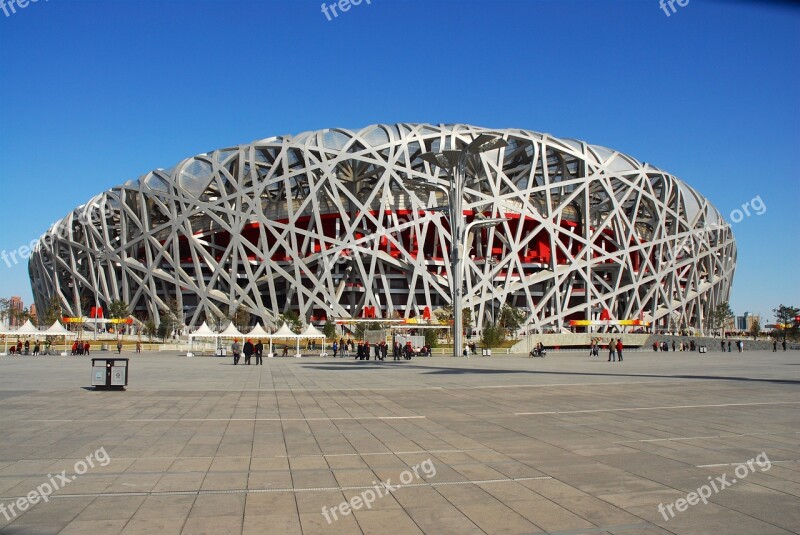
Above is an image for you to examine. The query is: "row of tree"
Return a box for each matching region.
[706,302,799,341]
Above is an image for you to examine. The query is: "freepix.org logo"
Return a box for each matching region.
[1,0,47,18]
[321,0,371,22]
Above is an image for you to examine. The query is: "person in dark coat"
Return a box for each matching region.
[255,340,263,365]
[243,340,254,365]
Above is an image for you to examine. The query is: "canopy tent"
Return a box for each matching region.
[43,320,78,355]
[299,324,327,356]
[187,321,221,357]
[219,322,245,339]
[0,320,41,354]
[189,321,219,338]
[9,320,40,335]
[246,323,270,339]
[268,323,301,357]
[0,320,76,355]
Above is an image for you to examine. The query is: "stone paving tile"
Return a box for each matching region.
[59,518,129,535]
[242,513,302,535]
[180,515,242,534]
[0,350,797,534]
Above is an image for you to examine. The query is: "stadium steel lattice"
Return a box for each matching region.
[29,124,736,333]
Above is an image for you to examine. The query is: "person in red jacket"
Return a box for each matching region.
[616,339,624,362]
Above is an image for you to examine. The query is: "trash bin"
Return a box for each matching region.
[482,348,492,357]
[216,348,227,357]
[91,358,128,390]
[699,346,707,353]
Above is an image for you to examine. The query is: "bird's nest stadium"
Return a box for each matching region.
[29,124,736,334]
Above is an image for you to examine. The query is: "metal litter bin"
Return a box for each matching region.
[699,346,707,353]
[91,358,129,390]
[482,348,492,357]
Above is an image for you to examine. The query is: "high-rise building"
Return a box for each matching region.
[9,296,23,328]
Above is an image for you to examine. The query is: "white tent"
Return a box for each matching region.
[219,322,244,339]
[246,323,271,339]
[299,324,327,356]
[269,323,301,357]
[187,321,220,357]
[189,321,218,339]
[43,320,77,355]
[11,320,40,335]
[0,320,44,355]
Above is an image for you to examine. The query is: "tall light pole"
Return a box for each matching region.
[94,247,108,342]
[487,256,497,325]
[416,133,508,359]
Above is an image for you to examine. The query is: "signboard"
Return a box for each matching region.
[568,319,651,327]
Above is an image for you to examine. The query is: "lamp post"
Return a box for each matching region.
[94,247,108,342]
[416,133,508,359]
[487,256,497,325]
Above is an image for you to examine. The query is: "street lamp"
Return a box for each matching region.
[487,256,497,324]
[415,133,508,359]
[94,247,108,341]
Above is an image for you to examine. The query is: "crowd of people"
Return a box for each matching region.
[7,339,43,355]
[230,339,265,365]
[589,338,625,362]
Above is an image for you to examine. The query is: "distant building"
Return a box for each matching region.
[29,304,38,325]
[9,296,23,328]
[736,312,749,330]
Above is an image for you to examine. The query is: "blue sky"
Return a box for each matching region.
[0,0,797,322]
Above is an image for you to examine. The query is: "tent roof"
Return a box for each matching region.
[13,320,40,335]
[299,324,325,338]
[271,323,299,339]
[189,321,218,338]
[246,323,270,338]
[219,322,244,338]
[43,321,77,337]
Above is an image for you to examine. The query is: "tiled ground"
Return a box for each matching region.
[0,349,798,534]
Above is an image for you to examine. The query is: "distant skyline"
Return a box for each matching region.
[1,0,797,323]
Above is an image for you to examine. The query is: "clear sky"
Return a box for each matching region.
[0,0,797,323]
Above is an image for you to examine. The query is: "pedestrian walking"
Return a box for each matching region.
[332,341,338,358]
[616,339,623,362]
[231,339,241,365]
[773,339,778,352]
[727,340,731,352]
[136,341,142,353]
[608,341,616,362]
[255,340,263,364]
[243,339,254,365]
[117,341,122,354]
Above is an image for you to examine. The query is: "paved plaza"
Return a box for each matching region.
[0,349,798,534]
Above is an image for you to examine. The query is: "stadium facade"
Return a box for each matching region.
[29,124,736,333]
